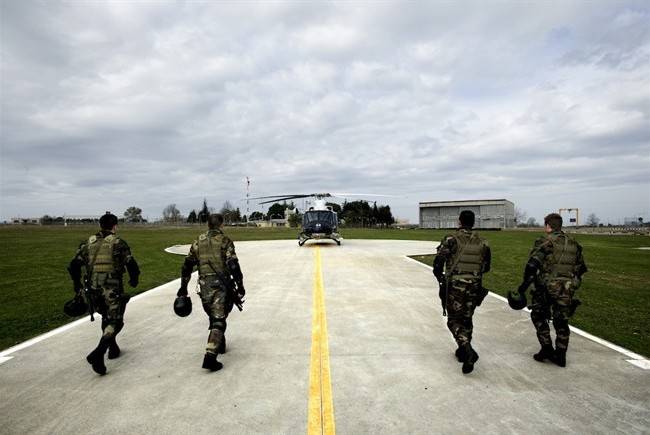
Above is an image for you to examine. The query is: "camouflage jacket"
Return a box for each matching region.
[435,228,491,280]
[71,230,136,288]
[185,229,238,278]
[528,230,587,286]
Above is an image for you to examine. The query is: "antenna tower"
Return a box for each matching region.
[246,176,250,214]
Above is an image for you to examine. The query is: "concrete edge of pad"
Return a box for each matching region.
[401,255,649,369]
[0,274,196,364]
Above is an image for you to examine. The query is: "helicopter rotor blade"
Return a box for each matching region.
[250,192,396,205]
[249,194,308,200]
[331,192,399,198]
[256,195,312,204]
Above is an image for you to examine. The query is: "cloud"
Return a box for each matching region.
[1,1,648,224]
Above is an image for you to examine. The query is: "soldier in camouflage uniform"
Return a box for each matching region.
[68,212,140,375]
[433,210,491,374]
[178,213,245,371]
[517,213,587,367]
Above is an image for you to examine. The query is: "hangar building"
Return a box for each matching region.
[419,199,515,229]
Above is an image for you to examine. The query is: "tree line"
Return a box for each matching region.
[36,198,395,228]
[335,200,395,228]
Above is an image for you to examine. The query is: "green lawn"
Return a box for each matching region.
[1,226,648,357]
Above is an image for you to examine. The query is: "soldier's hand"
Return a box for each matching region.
[129,276,139,288]
[517,283,528,294]
[237,285,245,298]
[177,287,188,297]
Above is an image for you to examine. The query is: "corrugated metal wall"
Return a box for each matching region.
[420,202,515,229]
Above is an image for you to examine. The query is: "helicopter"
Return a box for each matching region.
[250,192,393,246]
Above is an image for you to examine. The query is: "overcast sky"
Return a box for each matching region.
[1,1,649,224]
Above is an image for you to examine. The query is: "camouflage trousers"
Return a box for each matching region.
[530,280,575,350]
[198,274,232,355]
[444,279,485,347]
[86,284,127,340]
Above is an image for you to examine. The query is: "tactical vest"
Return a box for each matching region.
[543,232,579,280]
[196,231,226,277]
[87,233,120,276]
[448,231,485,278]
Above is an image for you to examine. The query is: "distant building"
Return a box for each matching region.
[624,217,644,226]
[11,217,40,225]
[250,218,286,228]
[419,199,515,229]
[11,215,102,225]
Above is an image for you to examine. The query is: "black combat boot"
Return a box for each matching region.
[454,345,466,363]
[533,345,554,362]
[552,348,567,367]
[86,338,110,375]
[461,344,479,374]
[202,353,223,372]
[217,336,226,355]
[107,338,121,360]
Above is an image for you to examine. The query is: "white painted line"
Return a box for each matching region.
[568,326,646,361]
[164,245,190,255]
[0,275,192,364]
[0,316,93,361]
[402,255,649,369]
[628,360,650,370]
[403,255,436,271]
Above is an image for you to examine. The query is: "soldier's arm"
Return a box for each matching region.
[433,236,455,282]
[575,243,588,278]
[224,238,245,296]
[67,242,87,293]
[120,239,140,287]
[179,243,199,295]
[482,242,492,274]
[519,238,549,292]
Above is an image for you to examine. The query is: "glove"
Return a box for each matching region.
[237,284,245,298]
[129,276,139,288]
[177,286,188,297]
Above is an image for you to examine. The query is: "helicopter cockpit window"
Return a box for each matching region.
[303,211,336,225]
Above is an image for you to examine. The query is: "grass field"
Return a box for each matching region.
[1,225,648,357]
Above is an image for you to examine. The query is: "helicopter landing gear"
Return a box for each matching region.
[298,240,306,246]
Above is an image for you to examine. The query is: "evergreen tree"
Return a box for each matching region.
[198,199,209,223]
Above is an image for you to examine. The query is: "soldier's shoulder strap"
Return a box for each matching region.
[436,234,456,255]
[87,234,104,269]
[532,235,552,251]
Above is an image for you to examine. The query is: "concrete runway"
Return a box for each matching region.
[0,239,648,434]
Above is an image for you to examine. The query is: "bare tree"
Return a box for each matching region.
[586,213,600,227]
[220,201,237,223]
[162,204,182,223]
[526,217,539,227]
[515,208,527,226]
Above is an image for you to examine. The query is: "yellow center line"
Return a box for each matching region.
[308,246,336,435]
